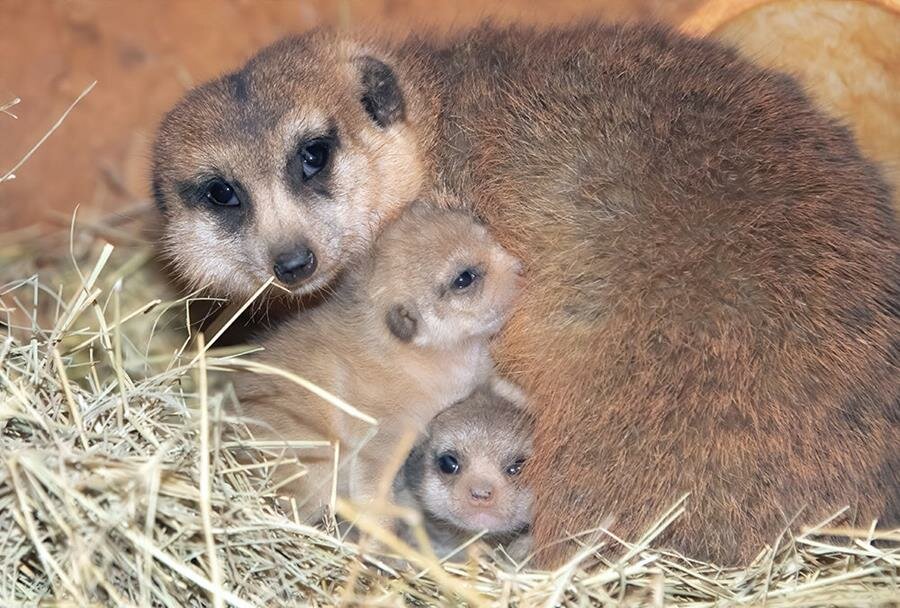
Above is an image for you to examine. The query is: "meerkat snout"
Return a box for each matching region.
[436,450,512,508]
[433,446,527,530]
[466,479,496,505]
[272,244,318,285]
[469,485,493,503]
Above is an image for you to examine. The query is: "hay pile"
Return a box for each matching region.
[0,210,896,607]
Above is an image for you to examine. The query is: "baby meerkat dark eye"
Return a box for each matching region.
[505,459,525,477]
[451,268,479,291]
[205,180,239,207]
[436,452,460,475]
[300,140,330,179]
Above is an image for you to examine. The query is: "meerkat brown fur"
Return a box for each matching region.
[235,203,521,520]
[154,24,899,565]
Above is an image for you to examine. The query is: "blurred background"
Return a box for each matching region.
[1,0,898,233]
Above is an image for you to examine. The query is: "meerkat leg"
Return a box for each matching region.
[346,426,418,542]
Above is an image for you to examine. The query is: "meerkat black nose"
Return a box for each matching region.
[273,247,317,284]
[469,485,494,504]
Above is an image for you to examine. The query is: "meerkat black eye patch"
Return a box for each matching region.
[205,180,240,207]
[176,177,252,232]
[286,128,338,198]
[357,56,405,128]
[386,303,419,342]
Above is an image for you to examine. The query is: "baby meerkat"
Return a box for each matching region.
[395,380,534,562]
[236,203,522,521]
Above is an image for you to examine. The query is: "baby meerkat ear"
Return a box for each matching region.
[356,56,406,128]
[490,377,530,409]
[386,303,419,342]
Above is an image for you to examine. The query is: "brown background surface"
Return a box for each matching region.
[1,0,897,232]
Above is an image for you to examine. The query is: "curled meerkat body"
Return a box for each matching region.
[154,24,899,565]
[236,203,521,520]
[394,379,534,562]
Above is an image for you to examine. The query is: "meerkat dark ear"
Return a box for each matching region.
[386,303,419,342]
[357,56,405,128]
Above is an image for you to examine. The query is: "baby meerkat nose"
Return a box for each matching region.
[273,247,317,284]
[468,484,495,505]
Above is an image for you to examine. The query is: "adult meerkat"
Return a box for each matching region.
[235,203,521,520]
[395,380,534,562]
[153,24,899,565]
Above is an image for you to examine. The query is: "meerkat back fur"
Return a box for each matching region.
[235,203,521,519]
[155,23,899,565]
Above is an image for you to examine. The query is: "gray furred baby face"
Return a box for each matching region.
[152,32,425,298]
[405,387,533,534]
[367,204,523,349]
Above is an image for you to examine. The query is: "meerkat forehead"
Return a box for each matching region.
[428,391,533,461]
[155,35,356,188]
[154,28,416,194]
[379,204,488,249]
[369,206,495,291]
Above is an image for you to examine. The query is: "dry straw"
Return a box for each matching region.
[0,91,896,608]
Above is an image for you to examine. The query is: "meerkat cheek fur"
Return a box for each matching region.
[154,23,900,567]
